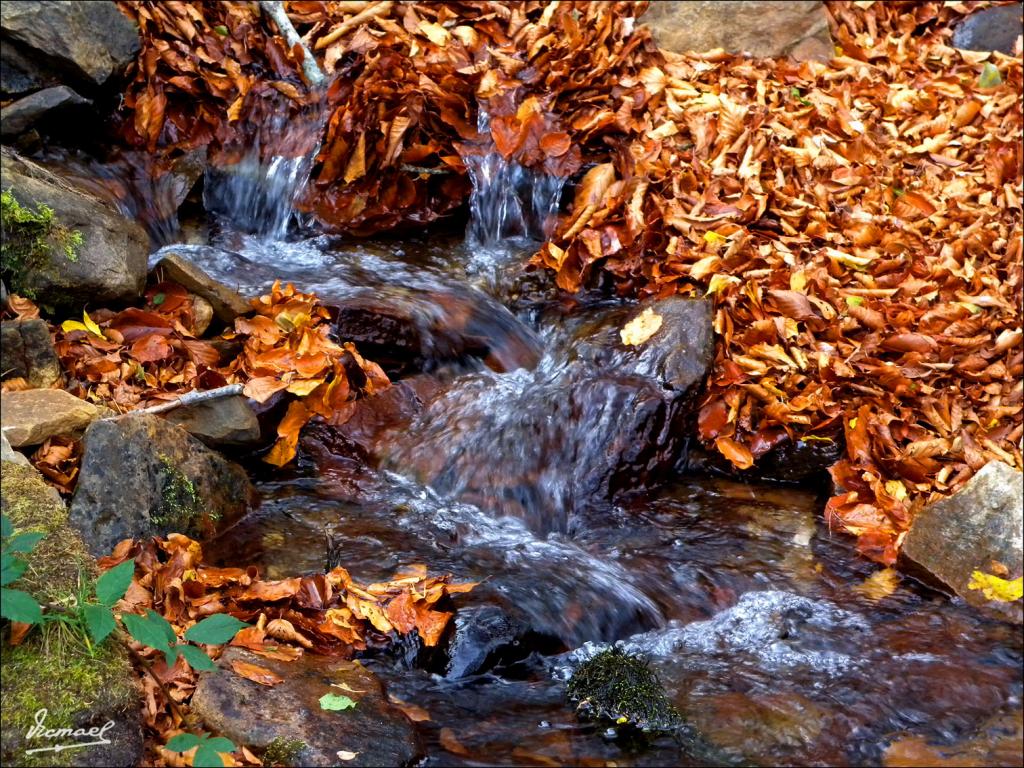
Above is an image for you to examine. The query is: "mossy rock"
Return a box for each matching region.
[1,188,82,300]
[1,461,143,767]
[567,647,682,732]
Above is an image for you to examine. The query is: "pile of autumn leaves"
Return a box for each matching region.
[98,534,473,766]
[113,0,1021,563]
[46,279,388,468]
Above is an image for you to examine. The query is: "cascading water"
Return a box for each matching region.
[203,95,327,240]
[464,110,566,252]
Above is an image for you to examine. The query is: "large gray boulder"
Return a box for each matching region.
[642,1,834,61]
[952,5,1024,55]
[191,647,421,767]
[0,1,139,92]
[1,318,61,388]
[1,150,148,308]
[70,413,254,556]
[902,461,1023,623]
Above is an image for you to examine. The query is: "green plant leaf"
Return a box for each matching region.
[95,560,135,606]
[179,644,217,672]
[204,737,236,753]
[1,552,27,586]
[184,613,249,645]
[1,588,43,623]
[1,514,12,539]
[163,644,180,669]
[82,603,117,644]
[4,531,43,554]
[213,25,229,36]
[194,743,226,768]
[978,62,1002,88]
[319,693,356,711]
[151,292,166,306]
[166,733,201,752]
[122,610,176,652]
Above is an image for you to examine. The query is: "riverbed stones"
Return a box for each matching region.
[0,1,140,91]
[0,460,143,768]
[152,251,251,323]
[191,647,421,767]
[164,394,262,448]
[952,5,1024,55]
[1,389,101,447]
[69,413,254,555]
[0,85,89,139]
[1,318,61,388]
[1,149,149,307]
[901,461,1023,623]
[642,1,834,61]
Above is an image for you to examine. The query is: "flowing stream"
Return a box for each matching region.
[54,138,1024,764]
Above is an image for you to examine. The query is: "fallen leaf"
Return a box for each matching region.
[620,307,663,346]
[230,660,284,686]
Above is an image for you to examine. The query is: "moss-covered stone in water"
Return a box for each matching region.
[0,189,83,299]
[263,737,307,767]
[567,647,682,732]
[0,462,140,767]
[152,454,216,536]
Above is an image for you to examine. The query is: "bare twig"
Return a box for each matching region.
[113,384,246,418]
[259,1,325,87]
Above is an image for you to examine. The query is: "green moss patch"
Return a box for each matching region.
[1,189,83,299]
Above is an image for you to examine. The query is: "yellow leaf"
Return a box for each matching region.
[967,571,1023,602]
[418,21,450,46]
[884,479,908,501]
[620,307,663,346]
[706,274,740,295]
[61,320,90,334]
[82,310,105,338]
[703,230,727,245]
[855,568,900,601]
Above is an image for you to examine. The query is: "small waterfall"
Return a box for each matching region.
[203,95,327,240]
[464,111,566,250]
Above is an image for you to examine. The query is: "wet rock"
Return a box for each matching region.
[191,647,421,767]
[1,388,101,447]
[0,460,143,768]
[567,647,682,732]
[439,604,531,679]
[1,318,61,388]
[164,394,261,449]
[0,1,140,90]
[386,297,713,529]
[901,461,1023,623]
[69,413,254,556]
[0,85,89,138]
[1,149,148,307]
[687,429,845,483]
[152,251,251,324]
[884,709,1024,768]
[642,1,834,61]
[1,36,59,97]
[334,287,542,377]
[952,5,1023,55]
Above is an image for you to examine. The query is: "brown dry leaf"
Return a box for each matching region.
[230,660,284,686]
[620,308,664,346]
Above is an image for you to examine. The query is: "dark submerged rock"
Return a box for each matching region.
[1,318,61,388]
[69,413,254,555]
[191,647,421,767]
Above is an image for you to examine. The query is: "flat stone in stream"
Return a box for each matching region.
[70,413,254,556]
[1,388,102,447]
[191,647,421,767]
[152,250,252,324]
[0,85,89,139]
[164,394,262,449]
[901,460,1023,624]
